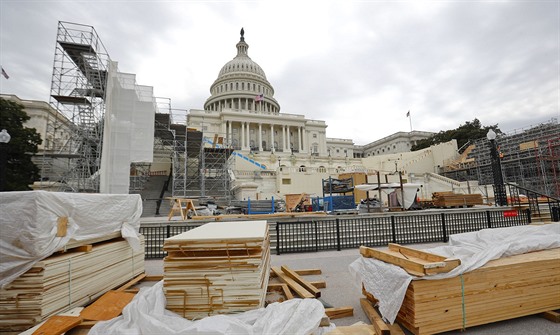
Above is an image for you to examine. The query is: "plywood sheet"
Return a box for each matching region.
[80,291,136,321]
[165,220,268,242]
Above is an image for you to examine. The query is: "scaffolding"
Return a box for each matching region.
[41,21,110,192]
[442,118,560,198]
[171,128,233,203]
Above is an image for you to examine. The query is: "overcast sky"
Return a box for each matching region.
[1,0,558,145]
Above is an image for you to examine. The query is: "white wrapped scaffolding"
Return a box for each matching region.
[100,61,155,194]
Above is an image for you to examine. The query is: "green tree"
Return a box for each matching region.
[411,118,501,153]
[0,98,42,190]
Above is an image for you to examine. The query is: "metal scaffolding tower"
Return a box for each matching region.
[41,21,110,192]
[169,126,232,202]
[442,118,560,198]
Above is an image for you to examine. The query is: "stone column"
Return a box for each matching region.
[287,126,292,151]
[298,126,302,152]
[228,121,232,147]
[241,122,245,150]
[246,121,251,150]
[258,123,263,151]
[270,124,275,152]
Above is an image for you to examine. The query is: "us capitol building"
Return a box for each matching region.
[188,28,434,163]
[183,29,451,200]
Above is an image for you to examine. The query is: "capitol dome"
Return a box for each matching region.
[204,28,280,114]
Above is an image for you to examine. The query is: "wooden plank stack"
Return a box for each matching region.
[0,237,145,332]
[432,192,483,208]
[163,220,270,319]
[363,248,560,335]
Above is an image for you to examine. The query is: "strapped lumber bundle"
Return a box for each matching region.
[163,220,270,319]
[432,192,483,208]
[362,247,560,335]
[0,237,145,332]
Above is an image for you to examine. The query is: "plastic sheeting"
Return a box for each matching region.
[349,223,560,323]
[100,60,155,194]
[90,281,327,335]
[355,183,421,209]
[0,191,142,288]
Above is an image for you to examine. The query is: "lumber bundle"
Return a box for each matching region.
[364,248,560,335]
[0,237,145,332]
[163,220,270,319]
[432,192,483,208]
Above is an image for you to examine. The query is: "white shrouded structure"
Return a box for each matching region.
[100,61,155,194]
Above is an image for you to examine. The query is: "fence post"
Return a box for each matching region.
[166,224,171,238]
[551,206,559,222]
[486,211,492,229]
[391,216,397,244]
[276,222,281,255]
[336,218,341,251]
[441,213,447,242]
[314,221,319,252]
[526,208,532,224]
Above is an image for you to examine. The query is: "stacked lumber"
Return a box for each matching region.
[432,192,483,207]
[163,220,270,319]
[0,237,145,332]
[364,248,560,335]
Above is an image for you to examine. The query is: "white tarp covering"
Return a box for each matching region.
[349,223,560,323]
[90,281,327,335]
[0,191,142,288]
[100,60,155,194]
[355,183,421,209]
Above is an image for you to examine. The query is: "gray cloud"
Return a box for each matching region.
[1,1,558,145]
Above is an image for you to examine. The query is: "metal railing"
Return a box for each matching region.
[275,208,530,254]
[505,183,560,221]
[140,208,531,258]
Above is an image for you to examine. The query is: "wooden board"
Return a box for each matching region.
[280,265,321,297]
[326,324,376,335]
[360,245,460,276]
[271,267,314,299]
[80,291,136,321]
[360,298,405,335]
[325,306,354,319]
[31,315,82,335]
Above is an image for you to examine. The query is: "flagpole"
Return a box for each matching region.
[407,110,413,132]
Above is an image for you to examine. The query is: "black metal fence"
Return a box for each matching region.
[140,223,202,258]
[140,208,530,258]
[275,208,530,254]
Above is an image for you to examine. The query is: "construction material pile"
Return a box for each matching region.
[163,220,270,319]
[350,224,560,335]
[432,192,483,207]
[394,248,559,334]
[0,191,145,332]
[0,237,145,332]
